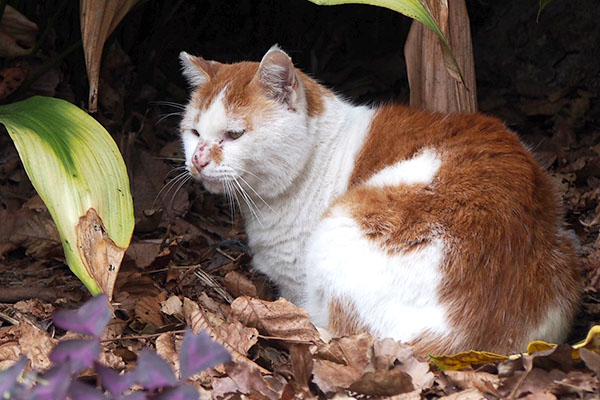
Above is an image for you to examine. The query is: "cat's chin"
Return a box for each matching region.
[200,178,225,194]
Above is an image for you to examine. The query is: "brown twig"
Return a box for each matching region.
[0,310,19,325]
[100,329,186,343]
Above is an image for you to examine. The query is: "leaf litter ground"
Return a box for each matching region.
[1,1,600,398]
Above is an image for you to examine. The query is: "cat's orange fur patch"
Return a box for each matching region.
[190,62,326,119]
[210,144,223,164]
[329,106,582,355]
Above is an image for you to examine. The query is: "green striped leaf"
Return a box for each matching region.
[0,96,134,297]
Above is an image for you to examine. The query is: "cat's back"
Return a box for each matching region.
[305,104,581,355]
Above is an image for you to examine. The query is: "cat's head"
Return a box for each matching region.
[179,46,317,199]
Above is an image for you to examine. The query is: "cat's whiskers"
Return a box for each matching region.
[228,174,263,226]
[154,157,186,162]
[156,112,185,125]
[154,170,189,208]
[235,174,275,214]
[168,174,192,212]
[233,166,265,183]
[151,100,187,110]
[222,179,237,223]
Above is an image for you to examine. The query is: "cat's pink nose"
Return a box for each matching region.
[192,145,210,171]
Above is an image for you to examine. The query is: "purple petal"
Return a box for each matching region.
[52,294,111,337]
[5,382,27,400]
[27,363,71,400]
[179,328,231,380]
[94,362,135,397]
[135,348,177,390]
[50,339,101,374]
[117,391,147,400]
[0,356,27,394]
[68,380,108,400]
[154,385,199,400]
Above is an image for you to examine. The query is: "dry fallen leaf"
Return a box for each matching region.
[156,331,180,378]
[161,295,184,317]
[349,369,415,396]
[222,270,257,298]
[126,239,178,270]
[580,347,600,376]
[183,297,262,371]
[0,321,55,370]
[374,337,434,389]
[289,343,313,389]
[315,332,372,371]
[134,292,167,328]
[212,361,285,400]
[312,358,363,394]
[444,370,500,397]
[312,333,374,394]
[13,299,55,319]
[550,370,599,396]
[7,200,62,260]
[230,296,320,343]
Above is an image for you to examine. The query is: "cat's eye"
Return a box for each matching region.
[190,128,200,137]
[227,129,245,140]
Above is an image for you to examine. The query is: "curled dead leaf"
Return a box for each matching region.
[76,208,127,300]
[230,297,320,343]
[80,0,139,112]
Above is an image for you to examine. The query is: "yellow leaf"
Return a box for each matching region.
[573,325,600,350]
[526,340,556,354]
[429,350,507,371]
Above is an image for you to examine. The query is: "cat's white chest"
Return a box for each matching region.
[242,102,376,304]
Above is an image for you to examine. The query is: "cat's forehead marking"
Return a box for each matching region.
[196,88,228,140]
[189,60,326,118]
[192,62,260,112]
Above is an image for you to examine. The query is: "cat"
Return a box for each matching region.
[178,45,581,356]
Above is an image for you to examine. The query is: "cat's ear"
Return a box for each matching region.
[256,46,298,108]
[179,52,219,87]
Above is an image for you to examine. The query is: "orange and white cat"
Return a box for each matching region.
[179,46,581,355]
